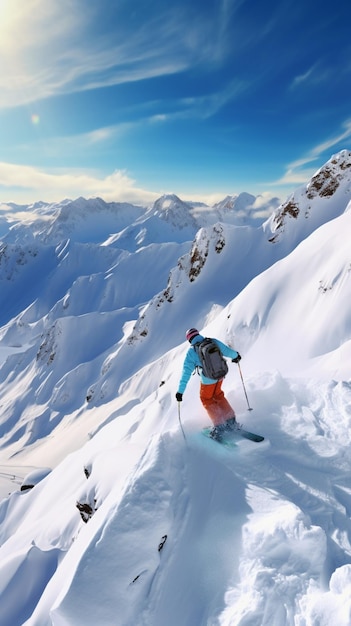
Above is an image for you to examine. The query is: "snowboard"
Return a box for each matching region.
[203,425,264,445]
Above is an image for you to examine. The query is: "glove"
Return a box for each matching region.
[232,353,241,363]
[176,392,183,402]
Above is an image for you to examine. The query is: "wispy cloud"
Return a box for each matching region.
[33,123,136,154]
[0,0,229,110]
[271,119,351,187]
[290,65,319,89]
[138,78,250,125]
[289,63,331,91]
[0,0,89,106]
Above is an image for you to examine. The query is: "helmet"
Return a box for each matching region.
[186,328,199,342]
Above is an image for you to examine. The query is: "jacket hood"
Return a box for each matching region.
[190,334,204,345]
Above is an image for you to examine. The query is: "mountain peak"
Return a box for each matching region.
[213,192,256,212]
[151,194,198,229]
[1,151,351,625]
[266,149,351,244]
[306,149,351,200]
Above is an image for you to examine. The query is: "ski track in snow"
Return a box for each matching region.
[2,376,347,626]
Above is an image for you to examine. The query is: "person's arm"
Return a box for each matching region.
[215,339,240,361]
[177,349,196,395]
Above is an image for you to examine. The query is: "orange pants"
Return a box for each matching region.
[200,381,235,426]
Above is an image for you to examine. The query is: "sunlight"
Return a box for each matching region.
[0,0,20,51]
[0,1,42,108]
[0,0,10,10]
[0,0,13,24]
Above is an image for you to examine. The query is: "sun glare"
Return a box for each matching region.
[0,0,12,20]
[0,0,18,48]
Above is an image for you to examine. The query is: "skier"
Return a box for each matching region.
[176,328,241,441]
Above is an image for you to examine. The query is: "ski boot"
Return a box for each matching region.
[224,417,238,431]
[209,425,224,442]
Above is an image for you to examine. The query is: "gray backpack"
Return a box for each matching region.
[194,338,228,380]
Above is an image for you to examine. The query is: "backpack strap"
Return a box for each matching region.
[193,340,203,376]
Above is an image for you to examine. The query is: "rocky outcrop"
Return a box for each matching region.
[306,150,351,199]
[267,150,351,243]
[126,224,226,344]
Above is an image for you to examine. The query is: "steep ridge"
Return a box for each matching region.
[216,207,351,379]
[2,197,146,245]
[1,153,351,463]
[0,153,351,624]
[265,149,351,247]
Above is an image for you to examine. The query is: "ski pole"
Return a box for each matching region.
[177,401,187,442]
[237,362,253,411]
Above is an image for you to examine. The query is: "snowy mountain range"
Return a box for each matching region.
[0,150,351,625]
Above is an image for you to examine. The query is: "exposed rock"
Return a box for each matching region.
[306,150,351,199]
[76,500,97,523]
[267,150,351,243]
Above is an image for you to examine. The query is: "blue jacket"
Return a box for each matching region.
[177,334,239,394]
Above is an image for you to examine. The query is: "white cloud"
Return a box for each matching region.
[0,0,224,110]
[0,160,278,209]
[271,120,351,187]
[289,64,321,89]
[0,0,91,107]
[0,161,160,205]
[308,119,351,158]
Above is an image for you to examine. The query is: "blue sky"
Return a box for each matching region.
[0,0,351,206]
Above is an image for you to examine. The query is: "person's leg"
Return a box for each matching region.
[200,382,222,424]
[200,381,235,426]
[212,381,236,423]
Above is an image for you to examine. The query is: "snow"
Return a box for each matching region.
[0,151,351,625]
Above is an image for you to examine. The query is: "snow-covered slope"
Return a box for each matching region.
[0,193,285,459]
[265,149,351,248]
[1,152,351,625]
[1,197,146,245]
[221,207,351,379]
[213,191,281,226]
